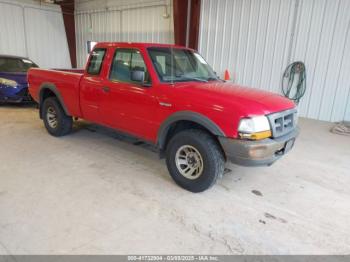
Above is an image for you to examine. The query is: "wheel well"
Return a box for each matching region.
[39,88,57,119]
[161,120,223,154]
[40,88,56,104]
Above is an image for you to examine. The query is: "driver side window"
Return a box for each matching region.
[109,49,150,84]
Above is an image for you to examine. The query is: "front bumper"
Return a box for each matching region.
[219,129,299,167]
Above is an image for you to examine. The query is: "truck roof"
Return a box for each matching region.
[94,42,193,51]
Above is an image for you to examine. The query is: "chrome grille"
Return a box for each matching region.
[268,108,297,138]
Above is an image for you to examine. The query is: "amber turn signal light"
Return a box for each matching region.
[239,130,272,140]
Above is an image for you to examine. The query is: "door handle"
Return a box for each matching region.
[102,86,110,93]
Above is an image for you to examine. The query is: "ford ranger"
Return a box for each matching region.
[28,42,298,192]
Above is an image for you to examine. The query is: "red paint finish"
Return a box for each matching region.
[28,69,83,117]
[28,42,295,142]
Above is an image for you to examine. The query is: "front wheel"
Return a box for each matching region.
[166,129,225,193]
[42,97,72,137]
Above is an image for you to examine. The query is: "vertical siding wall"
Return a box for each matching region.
[75,0,174,68]
[0,0,71,69]
[199,0,350,122]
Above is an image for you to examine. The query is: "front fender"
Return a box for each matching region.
[157,111,225,149]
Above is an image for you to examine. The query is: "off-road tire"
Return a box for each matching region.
[42,97,72,137]
[166,129,225,193]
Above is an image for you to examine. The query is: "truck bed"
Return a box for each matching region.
[28,68,84,117]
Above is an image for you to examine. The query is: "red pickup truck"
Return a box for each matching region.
[28,42,298,192]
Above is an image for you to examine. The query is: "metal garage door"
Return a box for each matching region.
[199,0,350,122]
[75,2,174,68]
[0,0,71,69]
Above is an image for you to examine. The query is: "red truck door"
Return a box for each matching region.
[100,48,159,141]
[80,48,107,123]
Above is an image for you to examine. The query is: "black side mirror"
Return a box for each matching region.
[131,70,145,82]
[131,70,151,87]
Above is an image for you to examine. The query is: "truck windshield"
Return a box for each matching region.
[148,47,219,83]
[0,57,38,73]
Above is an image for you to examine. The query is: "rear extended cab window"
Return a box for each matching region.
[86,48,106,75]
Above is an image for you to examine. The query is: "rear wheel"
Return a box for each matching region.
[166,129,225,193]
[42,97,72,137]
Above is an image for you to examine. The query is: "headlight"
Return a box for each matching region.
[0,78,17,87]
[238,116,271,140]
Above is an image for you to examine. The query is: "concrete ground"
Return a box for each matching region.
[0,104,349,255]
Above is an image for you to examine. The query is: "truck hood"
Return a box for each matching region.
[0,72,28,85]
[173,81,296,116]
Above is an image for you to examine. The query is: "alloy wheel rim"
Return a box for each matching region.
[46,106,58,129]
[175,145,204,180]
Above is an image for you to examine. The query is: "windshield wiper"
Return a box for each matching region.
[206,77,219,81]
[175,77,208,83]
